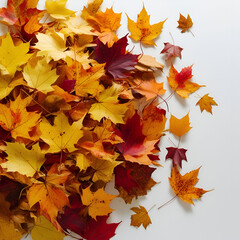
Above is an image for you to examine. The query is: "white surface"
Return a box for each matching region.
[1,0,240,239]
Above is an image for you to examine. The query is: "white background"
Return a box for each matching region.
[1,0,240,239]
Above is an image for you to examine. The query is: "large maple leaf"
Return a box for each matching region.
[127,5,166,46]
[58,195,120,240]
[95,35,138,79]
[1,142,45,177]
[39,112,84,153]
[27,165,71,230]
[0,95,41,141]
[0,33,31,76]
[167,64,203,98]
[169,166,208,204]
[89,83,129,124]
[23,58,59,93]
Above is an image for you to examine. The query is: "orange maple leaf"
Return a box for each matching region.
[196,94,218,114]
[169,166,208,204]
[130,205,152,229]
[169,113,192,138]
[177,13,193,33]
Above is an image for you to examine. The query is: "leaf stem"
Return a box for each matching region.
[158,195,177,210]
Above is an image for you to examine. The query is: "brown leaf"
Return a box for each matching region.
[130,205,151,229]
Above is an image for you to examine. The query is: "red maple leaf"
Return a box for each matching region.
[58,195,120,240]
[114,162,156,203]
[160,42,183,61]
[95,35,138,79]
[116,112,145,156]
[165,147,187,168]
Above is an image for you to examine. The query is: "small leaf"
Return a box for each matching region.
[169,113,192,137]
[177,14,193,33]
[130,205,152,229]
[166,147,187,168]
[161,42,183,61]
[196,94,218,114]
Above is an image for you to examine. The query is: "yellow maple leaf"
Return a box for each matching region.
[0,95,41,140]
[75,64,105,97]
[45,0,75,19]
[0,33,31,76]
[81,187,116,220]
[89,83,129,124]
[130,205,152,229]
[23,58,59,93]
[1,142,45,177]
[196,94,218,114]
[169,166,208,204]
[81,0,103,20]
[127,5,166,46]
[35,31,67,62]
[31,216,65,240]
[40,112,84,153]
[169,113,192,138]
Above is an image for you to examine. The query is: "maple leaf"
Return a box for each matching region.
[45,0,75,19]
[1,142,45,177]
[0,0,18,25]
[114,162,156,203]
[23,58,59,93]
[58,196,119,240]
[133,72,166,101]
[169,113,192,138]
[169,166,208,204]
[31,216,65,240]
[75,63,105,97]
[35,31,67,62]
[167,64,203,98]
[81,187,116,220]
[0,33,31,76]
[196,94,218,114]
[0,95,41,140]
[81,0,103,20]
[166,147,187,168]
[95,35,138,79]
[177,14,193,33]
[27,167,70,230]
[130,205,152,229]
[127,5,166,46]
[142,103,166,140]
[89,83,129,124]
[92,7,121,33]
[117,112,158,165]
[161,42,183,61]
[39,112,84,153]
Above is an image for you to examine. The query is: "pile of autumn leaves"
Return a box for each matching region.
[0,0,217,239]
